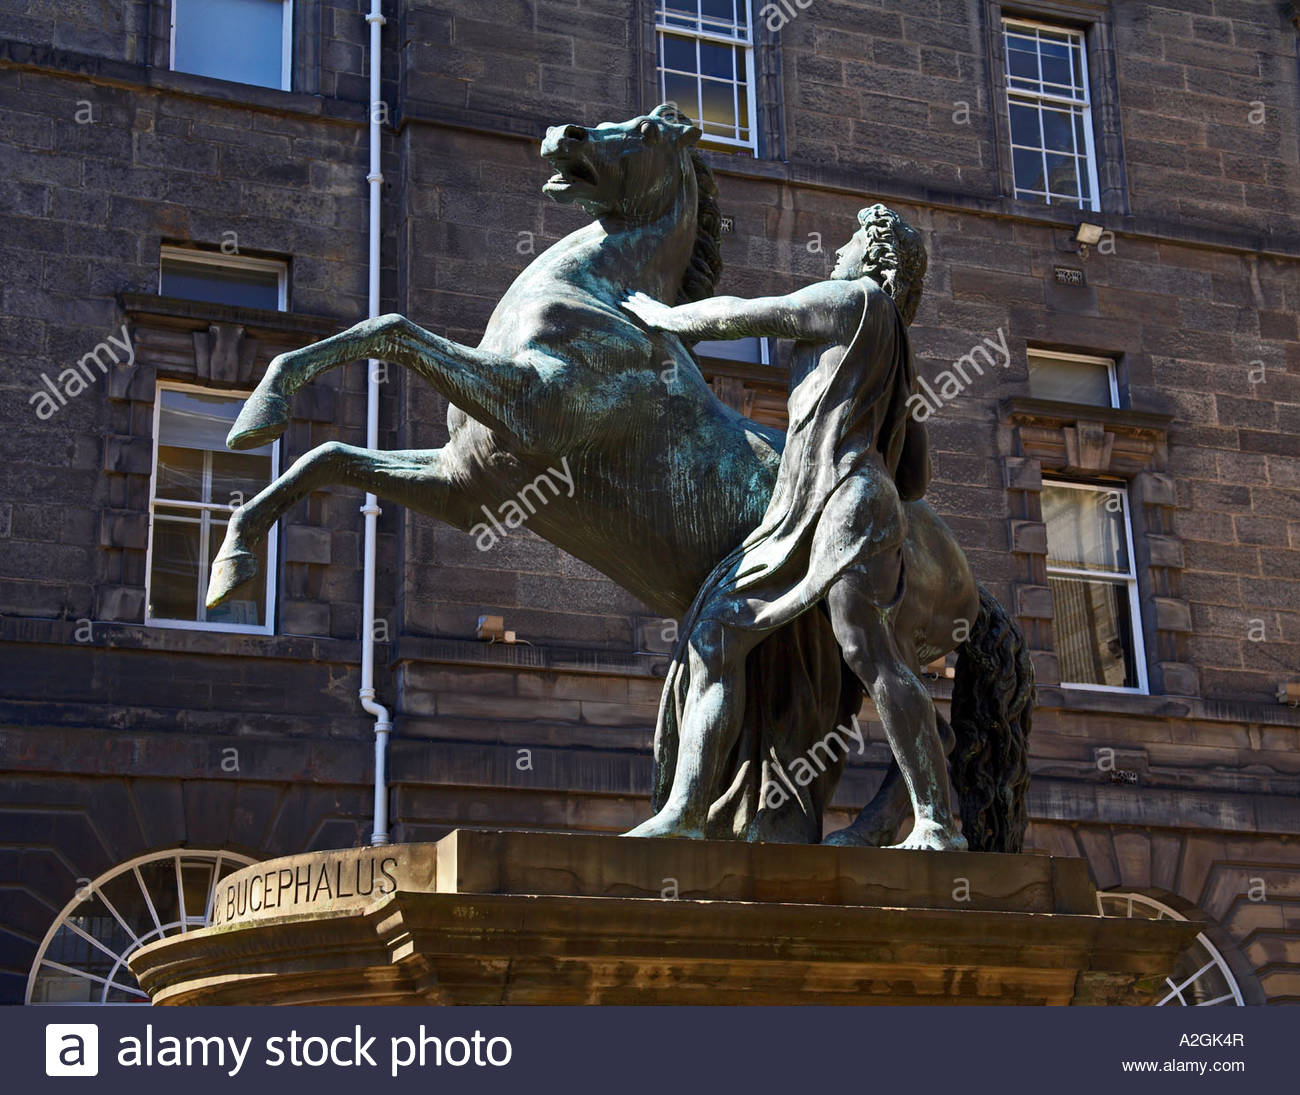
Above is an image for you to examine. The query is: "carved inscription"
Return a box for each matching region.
[212,853,400,926]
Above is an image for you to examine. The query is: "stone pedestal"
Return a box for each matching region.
[130,829,1199,1005]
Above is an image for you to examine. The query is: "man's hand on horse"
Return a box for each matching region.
[622,291,682,333]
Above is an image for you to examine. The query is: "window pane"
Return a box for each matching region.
[211,450,272,508]
[1009,102,1040,146]
[155,444,205,503]
[1040,42,1074,90]
[1042,484,1129,573]
[662,71,700,120]
[149,516,202,621]
[161,256,281,310]
[1012,147,1045,194]
[181,862,217,921]
[1042,108,1075,152]
[1007,37,1039,81]
[661,33,695,73]
[1028,355,1113,406]
[1049,576,1137,688]
[206,521,268,626]
[699,40,736,81]
[695,337,766,364]
[1045,153,1078,197]
[700,77,738,135]
[658,2,697,32]
[173,0,287,90]
[701,0,739,31]
[159,388,273,456]
[135,860,181,928]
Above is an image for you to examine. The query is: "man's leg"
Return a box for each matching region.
[826,570,966,851]
[624,619,759,839]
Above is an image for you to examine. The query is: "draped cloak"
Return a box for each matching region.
[651,279,929,842]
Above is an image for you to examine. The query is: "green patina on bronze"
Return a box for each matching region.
[206,105,1032,850]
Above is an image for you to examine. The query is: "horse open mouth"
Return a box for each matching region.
[543,156,599,192]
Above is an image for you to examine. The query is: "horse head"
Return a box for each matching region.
[540,104,721,305]
[540,103,703,222]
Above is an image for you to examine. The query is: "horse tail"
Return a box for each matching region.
[949,583,1035,852]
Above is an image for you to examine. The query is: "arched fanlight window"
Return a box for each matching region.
[26,849,256,1005]
[1098,891,1244,1006]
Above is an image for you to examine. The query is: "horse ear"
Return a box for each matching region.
[651,102,702,146]
[676,123,702,147]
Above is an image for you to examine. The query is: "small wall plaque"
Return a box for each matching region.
[720,215,735,234]
[1054,266,1086,287]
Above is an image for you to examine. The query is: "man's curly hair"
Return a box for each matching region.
[856,204,927,326]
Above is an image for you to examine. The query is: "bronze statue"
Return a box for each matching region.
[621,206,966,849]
[206,105,1032,851]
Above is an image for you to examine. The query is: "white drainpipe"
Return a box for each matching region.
[362,0,392,846]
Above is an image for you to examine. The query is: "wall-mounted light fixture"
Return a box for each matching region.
[476,613,524,644]
[1075,222,1105,259]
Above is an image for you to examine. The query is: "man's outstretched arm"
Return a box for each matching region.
[623,282,861,344]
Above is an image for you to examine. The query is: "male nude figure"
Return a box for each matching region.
[623,205,965,850]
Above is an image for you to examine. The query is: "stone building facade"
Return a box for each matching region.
[1,0,1297,1004]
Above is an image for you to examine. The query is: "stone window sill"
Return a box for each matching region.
[1035,684,1300,728]
[121,294,340,340]
[1002,397,1173,437]
[0,617,361,664]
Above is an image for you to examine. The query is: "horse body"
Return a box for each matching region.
[441,210,789,618]
[209,105,1029,849]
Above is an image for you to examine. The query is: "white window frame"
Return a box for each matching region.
[144,381,280,635]
[1044,478,1148,694]
[26,848,258,1005]
[1002,17,1101,212]
[169,0,294,93]
[1098,893,1245,1006]
[159,245,289,311]
[1027,348,1119,408]
[655,1,759,152]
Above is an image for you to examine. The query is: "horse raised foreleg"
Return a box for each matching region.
[207,442,470,608]
[228,315,540,451]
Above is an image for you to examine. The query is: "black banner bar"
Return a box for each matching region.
[10,1005,1286,1093]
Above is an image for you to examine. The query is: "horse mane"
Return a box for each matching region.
[677,149,723,304]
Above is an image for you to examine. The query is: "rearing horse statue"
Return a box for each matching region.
[207,105,1033,851]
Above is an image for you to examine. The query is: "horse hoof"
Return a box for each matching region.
[824,821,894,848]
[227,389,289,450]
[206,549,259,608]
